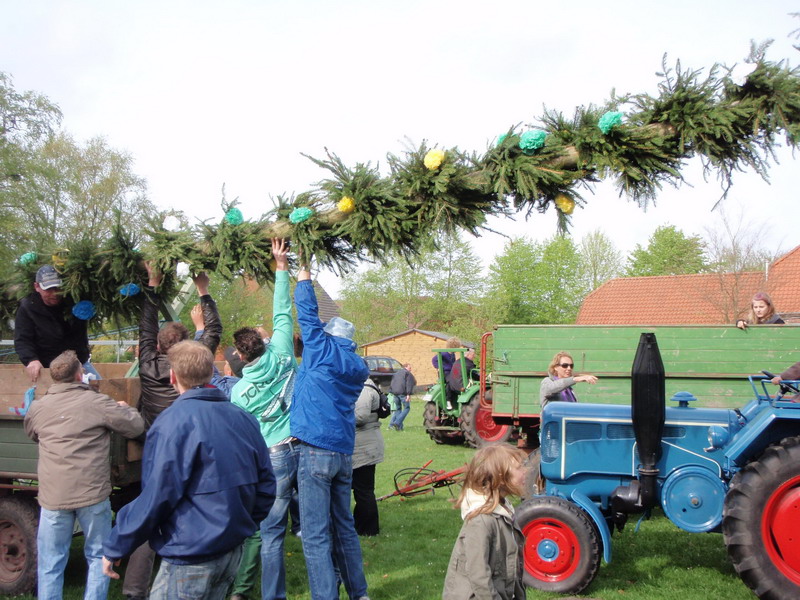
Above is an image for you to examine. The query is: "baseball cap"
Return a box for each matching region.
[323,317,355,340]
[35,265,63,290]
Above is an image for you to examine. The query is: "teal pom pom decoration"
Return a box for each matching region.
[289,207,314,224]
[18,252,37,265]
[497,133,508,146]
[72,300,96,320]
[519,130,547,155]
[119,283,141,297]
[598,111,624,134]
[224,207,244,225]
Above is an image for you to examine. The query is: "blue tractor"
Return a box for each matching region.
[514,332,800,599]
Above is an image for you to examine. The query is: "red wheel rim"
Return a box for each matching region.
[474,403,510,442]
[762,474,800,584]
[0,521,26,584]
[522,517,580,582]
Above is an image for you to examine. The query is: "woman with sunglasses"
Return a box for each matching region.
[539,352,598,409]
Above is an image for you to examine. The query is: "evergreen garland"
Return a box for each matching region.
[4,48,800,324]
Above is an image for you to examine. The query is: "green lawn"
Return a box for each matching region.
[28,398,755,600]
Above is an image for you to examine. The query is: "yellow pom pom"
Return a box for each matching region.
[423,149,445,170]
[554,193,575,215]
[51,249,69,270]
[337,196,356,214]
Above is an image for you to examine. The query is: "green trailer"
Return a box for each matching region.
[469,324,800,449]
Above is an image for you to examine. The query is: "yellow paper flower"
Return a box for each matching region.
[337,196,356,214]
[554,193,575,215]
[51,249,69,270]
[423,149,445,170]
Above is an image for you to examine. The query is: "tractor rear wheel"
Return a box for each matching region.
[0,495,38,596]
[722,435,800,599]
[423,401,462,445]
[514,496,600,594]
[459,391,512,449]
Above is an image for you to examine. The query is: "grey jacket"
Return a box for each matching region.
[442,497,525,600]
[539,375,577,409]
[352,378,385,470]
[24,382,144,510]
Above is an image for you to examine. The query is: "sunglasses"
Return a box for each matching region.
[559,363,574,369]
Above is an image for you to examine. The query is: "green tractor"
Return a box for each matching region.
[423,346,514,447]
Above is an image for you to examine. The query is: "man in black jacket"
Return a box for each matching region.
[14,265,92,383]
[388,363,416,431]
[121,262,222,600]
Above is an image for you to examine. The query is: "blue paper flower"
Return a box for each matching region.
[224,207,244,225]
[289,207,314,224]
[18,252,37,265]
[72,300,96,321]
[598,111,624,134]
[519,130,547,155]
[119,283,141,297]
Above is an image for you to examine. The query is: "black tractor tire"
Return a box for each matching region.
[0,495,39,596]
[459,391,513,449]
[722,435,800,600]
[423,401,463,445]
[521,448,544,501]
[514,496,600,595]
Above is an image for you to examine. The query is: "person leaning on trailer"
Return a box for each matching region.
[539,351,598,409]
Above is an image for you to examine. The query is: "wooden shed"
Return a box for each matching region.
[361,329,457,386]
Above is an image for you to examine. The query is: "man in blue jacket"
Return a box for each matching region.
[291,264,370,600]
[101,341,276,600]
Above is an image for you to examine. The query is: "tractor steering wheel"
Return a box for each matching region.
[762,370,800,396]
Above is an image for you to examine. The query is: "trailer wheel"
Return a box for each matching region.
[459,391,512,448]
[0,495,38,596]
[423,402,462,445]
[723,435,800,599]
[514,496,600,594]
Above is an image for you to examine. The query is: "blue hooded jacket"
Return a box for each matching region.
[103,386,276,564]
[290,279,369,454]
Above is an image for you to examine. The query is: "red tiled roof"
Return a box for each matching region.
[577,245,800,325]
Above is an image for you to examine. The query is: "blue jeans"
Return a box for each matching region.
[149,546,242,600]
[389,395,410,430]
[37,498,111,600]
[260,443,299,600]
[297,443,368,600]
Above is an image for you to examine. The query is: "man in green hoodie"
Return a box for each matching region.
[229,238,299,600]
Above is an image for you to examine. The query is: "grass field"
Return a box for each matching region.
[23,397,757,600]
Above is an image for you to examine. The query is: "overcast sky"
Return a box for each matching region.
[3,1,799,296]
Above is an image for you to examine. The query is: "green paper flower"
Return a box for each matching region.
[497,133,508,146]
[224,207,244,225]
[519,130,547,155]
[598,111,624,134]
[289,206,314,224]
[18,252,37,265]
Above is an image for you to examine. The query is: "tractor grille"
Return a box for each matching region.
[565,422,602,443]
[608,424,635,439]
[541,421,560,462]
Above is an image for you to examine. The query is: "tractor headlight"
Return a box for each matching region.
[706,425,729,450]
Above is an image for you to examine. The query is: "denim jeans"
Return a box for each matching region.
[149,546,242,600]
[297,443,368,600]
[389,395,410,430]
[260,442,299,600]
[37,498,111,600]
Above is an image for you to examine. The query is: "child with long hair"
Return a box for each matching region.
[442,445,528,600]
[736,292,784,329]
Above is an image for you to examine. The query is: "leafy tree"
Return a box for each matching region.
[579,230,624,290]
[339,234,484,344]
[485,236,587,324]
[626,225,706,277]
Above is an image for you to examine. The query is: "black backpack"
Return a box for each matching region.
[365,382,391,419]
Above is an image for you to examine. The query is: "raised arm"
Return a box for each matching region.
[269,239,294,356]
[194,272,222,355]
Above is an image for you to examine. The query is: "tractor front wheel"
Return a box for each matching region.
[423,402,462,445]
[459,391,512,449]
[722,435,800,599]
[0,495,38,596]
[514,496,600,594]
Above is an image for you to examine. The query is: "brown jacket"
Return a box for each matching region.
[24,382,144,510]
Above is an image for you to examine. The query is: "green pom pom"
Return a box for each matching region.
[598,111,624,134]
[18,252,37,265]
[224,207,244,225]
[289,206,314,224]
[497,133,508,146]
[519,130,546,155]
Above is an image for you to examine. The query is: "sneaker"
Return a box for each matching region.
[446,402,455,411]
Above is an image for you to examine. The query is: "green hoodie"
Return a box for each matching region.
[231,270,298,447]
